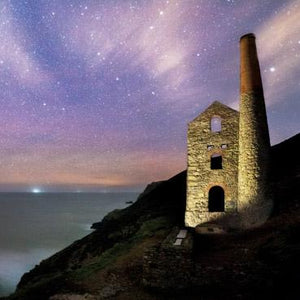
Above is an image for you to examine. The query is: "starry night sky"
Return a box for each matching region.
[0,0,299,192]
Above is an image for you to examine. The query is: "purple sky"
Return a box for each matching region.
[0,0,299,192]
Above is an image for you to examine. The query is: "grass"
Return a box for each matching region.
[135,217,172,239]
[70,216,172,281]
[71,241,133,280]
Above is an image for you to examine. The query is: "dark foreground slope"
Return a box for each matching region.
[2,134,300,300]
[3,171,187,300]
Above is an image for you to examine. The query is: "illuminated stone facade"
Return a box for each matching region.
[185,102,239,227]
[238,34,272,227]
[185,33,272,229]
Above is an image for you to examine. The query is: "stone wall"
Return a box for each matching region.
[185,101,239,227]
[238,91,272,227]
[142,228,266,294]
[238,34,272,228]
[143,228,194,289]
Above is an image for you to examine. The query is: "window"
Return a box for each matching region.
[211,154,222,169]
[208,186,225,212]
[211,116,221,132]
[207,145,214,150]
[221,144,227,149]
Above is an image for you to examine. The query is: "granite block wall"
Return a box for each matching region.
[185,101,239,227]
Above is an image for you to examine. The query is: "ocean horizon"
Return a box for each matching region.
[0,192,139,297]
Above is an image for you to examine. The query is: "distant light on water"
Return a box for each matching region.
[0,192,137,296]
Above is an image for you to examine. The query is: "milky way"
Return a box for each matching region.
[0,0,299,191]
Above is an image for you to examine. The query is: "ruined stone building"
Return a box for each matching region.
[185,33,272,229]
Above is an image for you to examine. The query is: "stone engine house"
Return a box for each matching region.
[185,102,239,227]
[185,33,272,229]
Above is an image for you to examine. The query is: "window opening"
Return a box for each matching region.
[211,154,222,169]
[211,116,221,132]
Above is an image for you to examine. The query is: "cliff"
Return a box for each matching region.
[2,134,300,300]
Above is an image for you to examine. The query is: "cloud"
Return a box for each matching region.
[257,0,300,105]
[0,2,50,85]
[0,144,185,188]
[60,1,199,97]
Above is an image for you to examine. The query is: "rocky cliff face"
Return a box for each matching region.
[2,134,300,300]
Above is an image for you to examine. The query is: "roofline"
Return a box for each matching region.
[188,101,239,124]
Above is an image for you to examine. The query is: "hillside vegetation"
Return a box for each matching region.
[2,134,300,300]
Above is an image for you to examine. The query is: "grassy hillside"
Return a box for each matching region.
[2,134,300,300]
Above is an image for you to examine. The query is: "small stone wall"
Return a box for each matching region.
[143,228,194,289]
[142,228,269,294]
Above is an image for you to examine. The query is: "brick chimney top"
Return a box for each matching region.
[240,33,256,41]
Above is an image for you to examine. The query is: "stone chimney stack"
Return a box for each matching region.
[238,33,272,227]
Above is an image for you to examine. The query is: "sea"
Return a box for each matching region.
[0,192,139,297]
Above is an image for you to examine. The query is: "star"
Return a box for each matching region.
[0,0,296,194]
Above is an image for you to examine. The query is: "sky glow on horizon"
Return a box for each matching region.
[0,0,299,192]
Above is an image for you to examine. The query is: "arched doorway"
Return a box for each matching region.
[208,186,225,212]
